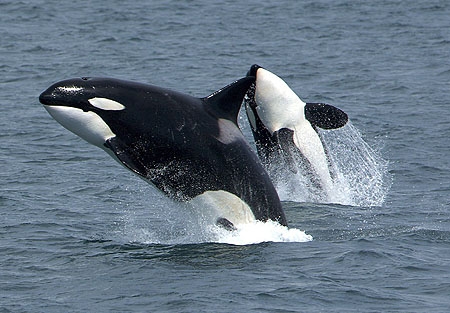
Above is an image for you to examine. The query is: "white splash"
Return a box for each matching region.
[320,122,390,207]
[270,121,390,207]
[116,195,312,246]
[213,220,313,245]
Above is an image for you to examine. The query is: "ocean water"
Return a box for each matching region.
[1,0,449,312]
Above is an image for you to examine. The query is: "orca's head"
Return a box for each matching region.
[245,64,306,135]
[39,77,149,149]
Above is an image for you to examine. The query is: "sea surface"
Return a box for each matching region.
[1,0,449,312]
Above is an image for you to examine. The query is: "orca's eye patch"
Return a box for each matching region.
[88,97,125,111]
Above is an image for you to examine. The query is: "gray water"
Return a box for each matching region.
[1,0,450,312]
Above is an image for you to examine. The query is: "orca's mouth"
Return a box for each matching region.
[39,92,78,108]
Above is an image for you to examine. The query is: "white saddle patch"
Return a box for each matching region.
[216,118,243,144]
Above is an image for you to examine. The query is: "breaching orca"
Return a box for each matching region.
[244,65,348,196]
[39,76,287,228]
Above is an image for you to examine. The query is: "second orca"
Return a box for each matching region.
[244,65,348,197]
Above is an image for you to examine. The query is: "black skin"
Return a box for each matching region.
[40,76,288,226]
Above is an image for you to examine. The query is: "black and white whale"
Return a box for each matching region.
[244,65,348,196]
[39,76,287,228]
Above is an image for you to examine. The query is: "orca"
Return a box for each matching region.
[244,65,348,196]
[39,76,287,227]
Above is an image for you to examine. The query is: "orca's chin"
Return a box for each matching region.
[43,104,116,148]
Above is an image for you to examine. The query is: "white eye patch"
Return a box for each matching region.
[88,97,125,111]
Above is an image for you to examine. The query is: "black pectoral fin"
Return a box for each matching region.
[305,103,348,129]
[104,138,148,178]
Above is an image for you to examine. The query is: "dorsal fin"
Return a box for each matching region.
[202,76,255,125]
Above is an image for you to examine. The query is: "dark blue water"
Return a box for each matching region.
[1,0,450,312]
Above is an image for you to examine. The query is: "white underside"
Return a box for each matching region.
[252,68,334,192]
[254,68,306,134]
[189,190,256,226]
[292,123,333,193]
[44,105,116,148]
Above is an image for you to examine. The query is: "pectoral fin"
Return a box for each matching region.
[216,217,237,231]
[103,137,148,178]
[305,103,348,129]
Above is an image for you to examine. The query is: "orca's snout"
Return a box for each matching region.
[39,87,55,105]
[39,91,46,103]
[247,64,262,77]
[39,78,87,106]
